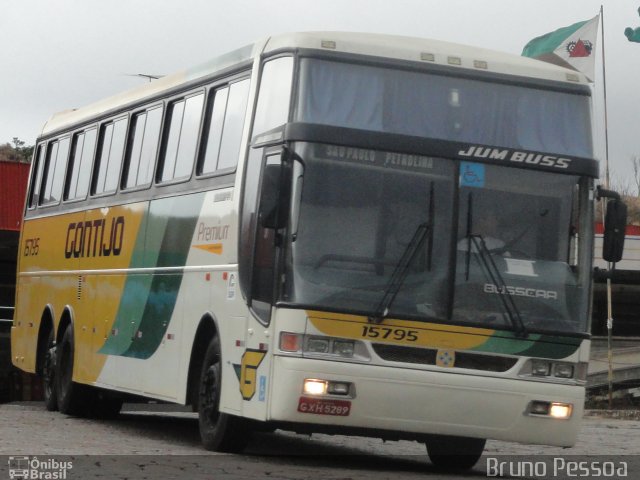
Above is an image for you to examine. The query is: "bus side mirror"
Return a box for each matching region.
[602,199,627,263]
[258,162,286,230]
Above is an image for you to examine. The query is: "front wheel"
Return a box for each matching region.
[198,338,250,452]
[426,435,486,471]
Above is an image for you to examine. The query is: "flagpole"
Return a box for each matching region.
[599,4,615,411]
[600,5,611,189]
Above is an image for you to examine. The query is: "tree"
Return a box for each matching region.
[0,138,33,163]
[12,137,34,162]
[632,155,640,196]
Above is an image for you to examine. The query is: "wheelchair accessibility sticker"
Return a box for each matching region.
[460,162,485,188]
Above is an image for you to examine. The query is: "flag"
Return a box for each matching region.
[625,7,640,43]
[522,15,599,81]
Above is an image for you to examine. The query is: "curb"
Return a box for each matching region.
[584,409,640,420]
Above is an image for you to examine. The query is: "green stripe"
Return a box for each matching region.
[473,331,581,359]
[99,193,205,358]
[522,20,588,58]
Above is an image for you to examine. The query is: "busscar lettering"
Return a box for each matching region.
[458,145,572,170]
[484,283,558,300]
[65,216,125,259]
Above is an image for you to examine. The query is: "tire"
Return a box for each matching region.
[198,338,250,452]
[426,435,486,471]
[55,325,87,416]
[42,328,58,411]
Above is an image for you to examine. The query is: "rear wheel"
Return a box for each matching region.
[42,328,58,411]
[198,337,250,452]
[426,435,486,471]
[55,325,87,415]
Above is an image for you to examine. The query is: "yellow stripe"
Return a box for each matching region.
[307,310,495,350]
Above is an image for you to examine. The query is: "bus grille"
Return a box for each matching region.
[371,343,518,372]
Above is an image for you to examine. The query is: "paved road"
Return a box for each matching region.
[0,403,638,479]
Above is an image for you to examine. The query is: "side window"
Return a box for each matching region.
[66,128,97,201]
[123,106,162,189]
[198,78,250,175]
[41,137,70,205]
[252,57,294,135]
[28,145,46,208]
[159,92,204,182]
[93,117,128,195]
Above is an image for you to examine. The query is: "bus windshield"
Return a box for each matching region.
[296,58,593,158]
[283,143,592,335]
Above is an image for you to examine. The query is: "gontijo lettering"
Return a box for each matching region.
[65,216,125,258]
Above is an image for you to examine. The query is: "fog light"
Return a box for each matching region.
[528,400,550,415]
[280,332,302,352]
[327,382,351,395]
[303,379,328,395]
[531,360,551,376]
[550,402,572,419]
[554,363,574,379]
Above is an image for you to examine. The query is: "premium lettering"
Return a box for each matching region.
[197,222,229,242]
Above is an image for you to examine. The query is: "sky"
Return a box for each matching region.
[2,0,640,190]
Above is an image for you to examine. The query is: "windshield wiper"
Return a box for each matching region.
[463,192,527,337]
[468,234,528,338]
[368,222,432,324]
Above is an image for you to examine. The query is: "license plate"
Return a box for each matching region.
[297,397,351,416]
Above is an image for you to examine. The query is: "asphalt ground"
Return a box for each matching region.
[0,402,639,479]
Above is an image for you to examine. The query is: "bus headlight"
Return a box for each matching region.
[332,340,355,357]
[554,363,574,379]
[520,360,584,382]
[306,337,330,353]
[531,360,552,376]
[305,336,355,357]
[279,332,367,360]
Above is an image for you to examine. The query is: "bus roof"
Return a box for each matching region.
[40,31,589,138]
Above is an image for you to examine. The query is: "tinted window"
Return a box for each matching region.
[253,57,293,135]
[218,79,250,170]
[28,145,46,208]
[41,137,70,205]
[199,87,228,174]
[66,128,96,201]
[124,106,162,188]
[297,59,593,158]
[159,93,204,182]
[199,78,250,175]
[94,117,128,194]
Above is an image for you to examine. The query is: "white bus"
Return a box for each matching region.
[11,32,624,469]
